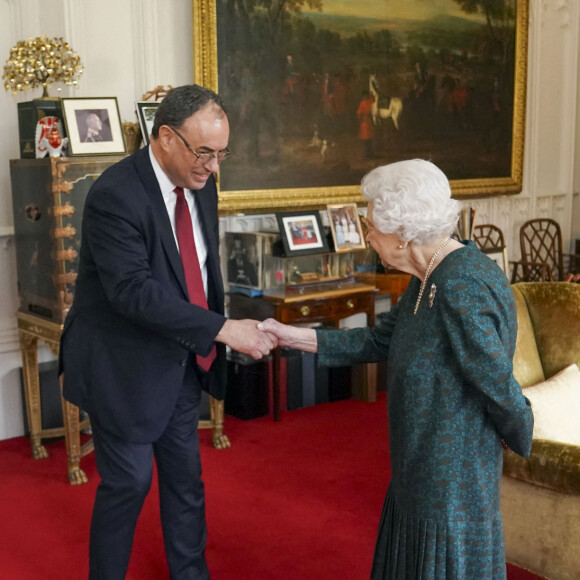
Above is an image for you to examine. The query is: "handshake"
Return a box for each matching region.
[216,318,318,359]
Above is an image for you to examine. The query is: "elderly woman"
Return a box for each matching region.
[261,159,533,580]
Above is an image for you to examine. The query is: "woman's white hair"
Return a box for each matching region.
[361,159,461,246]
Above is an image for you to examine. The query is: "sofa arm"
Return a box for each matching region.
[503,439,580,495]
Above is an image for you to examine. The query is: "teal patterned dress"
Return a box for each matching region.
[317,242,533,580]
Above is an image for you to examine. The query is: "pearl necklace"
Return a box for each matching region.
[413,237,451,315]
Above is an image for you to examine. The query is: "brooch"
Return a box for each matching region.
[428,283,437,308]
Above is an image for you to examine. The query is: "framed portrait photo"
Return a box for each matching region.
[61,97,126,156]
[136,101,160,146]
[327,203,366,252]
[276,210,329,257]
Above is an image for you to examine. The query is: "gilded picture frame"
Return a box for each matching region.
[193,0,528,214]
[327,203,366,253]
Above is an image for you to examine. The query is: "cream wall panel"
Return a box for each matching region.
[0,351,25,441]
[70,1,138,121]
[532,3,574,196]
[151,0,193,87]
[495,197,518,257]
[0,1,21,229]
[554,2,578,198]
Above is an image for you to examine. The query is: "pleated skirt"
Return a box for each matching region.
[370,486,507,580]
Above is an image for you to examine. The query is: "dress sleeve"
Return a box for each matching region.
[439,276,534,456]
[316,299,402,367]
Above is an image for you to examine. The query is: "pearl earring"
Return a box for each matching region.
[398,243,405,249]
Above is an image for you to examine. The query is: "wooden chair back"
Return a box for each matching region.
[472,224,509,275]
[518,218,564,282]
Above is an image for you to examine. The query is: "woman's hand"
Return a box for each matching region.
[258,319,318,353]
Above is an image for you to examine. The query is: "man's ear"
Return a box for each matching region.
[156,126,173,151]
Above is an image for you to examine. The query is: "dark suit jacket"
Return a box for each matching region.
[60,146,227,443]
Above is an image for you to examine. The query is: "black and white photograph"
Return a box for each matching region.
[61,97,126,156]
[74,109,113,143]
[225,232,278,290]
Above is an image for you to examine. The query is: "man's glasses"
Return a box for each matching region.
[169,126,231,165]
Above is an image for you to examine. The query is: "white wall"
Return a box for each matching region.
[0,0,579,440]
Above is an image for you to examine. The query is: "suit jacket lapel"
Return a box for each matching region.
[134,148,190,300]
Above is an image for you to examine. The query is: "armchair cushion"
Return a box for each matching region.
[524,363,580,446]
[512,286,545,387]
[518,282,580,379]
[503,439,580,495]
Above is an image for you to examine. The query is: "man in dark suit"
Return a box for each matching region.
[60,85,276,579]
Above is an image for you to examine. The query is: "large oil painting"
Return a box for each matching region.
[193,0,528,213]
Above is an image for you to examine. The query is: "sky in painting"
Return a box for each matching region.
[302,0,487,22]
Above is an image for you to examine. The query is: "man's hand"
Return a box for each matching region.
[258,319,318,353]
[215,319,277,359]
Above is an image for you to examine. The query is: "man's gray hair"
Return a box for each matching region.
[151,84,226,139]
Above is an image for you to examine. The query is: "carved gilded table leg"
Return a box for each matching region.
[18,331,49,459]
[209,396,230,449]
[60,382,88,485]
[16,311,93,484]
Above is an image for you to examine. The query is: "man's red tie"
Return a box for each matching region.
[174,186,216,371]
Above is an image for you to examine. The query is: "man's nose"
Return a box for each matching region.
[206,156,220,172]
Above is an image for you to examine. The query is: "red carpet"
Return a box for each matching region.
[0,393,544,579]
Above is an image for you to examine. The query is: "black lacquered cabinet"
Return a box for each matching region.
[10,156,123,323]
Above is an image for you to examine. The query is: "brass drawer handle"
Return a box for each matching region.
[346,299,354,310]
[300,305,310,317]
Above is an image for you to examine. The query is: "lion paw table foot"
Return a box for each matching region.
[212,434,231,449]
[31,444,49,459]
[68,466,89,485]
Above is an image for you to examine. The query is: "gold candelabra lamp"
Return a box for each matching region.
[2,36,83,98]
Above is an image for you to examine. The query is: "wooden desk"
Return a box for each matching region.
[229,284,377,420]
[16,310,228,485]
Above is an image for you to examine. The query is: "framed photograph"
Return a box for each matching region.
[224,231,278,290]
[62,97,126,156]
[276,210,329,257]
[136,101,160,146]
[327,203,366,252]
[193,0,528,214]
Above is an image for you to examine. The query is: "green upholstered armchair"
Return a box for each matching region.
[502,282,580,580]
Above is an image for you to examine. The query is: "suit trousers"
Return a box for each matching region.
[88,365,209,580]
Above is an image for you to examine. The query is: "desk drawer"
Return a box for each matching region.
[279,292,374,324]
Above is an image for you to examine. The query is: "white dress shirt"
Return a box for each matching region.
[149,147,209,296]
